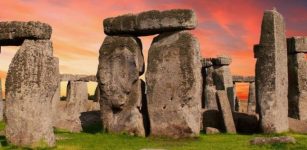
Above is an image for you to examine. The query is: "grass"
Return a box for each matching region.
[0,122,306,150]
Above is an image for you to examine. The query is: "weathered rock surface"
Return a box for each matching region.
[247,82,256,114]
[53,81,88,132]
[202,59,218,109]
[97,36,145,136]
[202,109,224,132]
[232,75,255,83]
[60,74,97,82]
[211,55,232,65]
[0,21,52,46]
[146,31,202,138]
[255,9,288,133]
[0,79,3,121]
[250,136,296,145]
[213,63,235,110]
[288,117,307,134]
[205,127,220,134]
[5,40,58,147]
[104,9,197,36]
[216,90,236,133]
[287,36,307,53]
[288,50,307,120]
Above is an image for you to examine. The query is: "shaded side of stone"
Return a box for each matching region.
[233,112,260,133]
[288,53,307,120]
[104,9,197,36]
[287,36,307,53]
[255,9,288,133]
[0,21,52,46]
[247,82,256,114]
[216,90,236,133]
[97,36,145,136]
[5,40,58,147]
[146,31,202,138]
[202,109,224,132]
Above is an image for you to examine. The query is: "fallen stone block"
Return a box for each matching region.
[0,21,52,46]
[104,9,197,36]
[233,112,259,133]
[250,136,296,145]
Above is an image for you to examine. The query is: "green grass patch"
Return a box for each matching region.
[0,121,306,149]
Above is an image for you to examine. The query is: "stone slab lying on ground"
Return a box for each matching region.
[216,90,236,133]
[104,9,197,36]
[146,31,202,138]
[0,21,52,46]
[287,36,307,53]
[60,74,97,82]
[250,136,296,145]
[232,75,255,83]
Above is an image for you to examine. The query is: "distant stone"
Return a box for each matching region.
[287,36,307,54]
[5,40,58,147]
[288,53,307,120]
[60,74,97,82]
[0,21,52,46]
[0,79,2,121]
[255,9,288,133]
[247,82,256,114]
[216,90,236,133]
[203,64,218,109]
[232,75,255,83]
[250,136,296,145]
[103,9,197,36]
[97,36,145,136]
[205,127,220,134]
[211,55,232,66]
[146,31,202,138]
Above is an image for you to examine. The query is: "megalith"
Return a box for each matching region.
[247,82,256,114]
[146,31,202,138]
[254,9,288,133]
[97,36,145,136]
[202,58,218,110]
[216,90,236,133]
[5,39,58,147]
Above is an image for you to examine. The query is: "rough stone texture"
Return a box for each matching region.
[94,86,100,102]
[211,55,232,65]
[232,75,255,83]
[250,136,296,145]
[0,21,52,46]
[202,64,218,109]
[205,127,220,134]
[97,36,145,136]
[287,36,307,54]
[213,65,235,111]
[235,96,239,111]
[5,40,58,147]
[0,79,2,101]
[103,9,197,36]
[289,117,307,134]
[0,100,3,121]
[201,58,213,68]
[146,31,202,138]
[216,90,236,133]
[288,52,307,120]
[233,112,259,133]
[247,82,256,114]
[255,9,288,133]
[53,81,88,132]
[60,74,97,82]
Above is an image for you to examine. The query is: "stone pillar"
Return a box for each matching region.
[97,36,145,136]
[0,78,2,101]
[212,56,235,111]
[233,83,238,111]
[247,82,256,114]
[202,58,218,110]
[216,90,236,133]
[254,9,288,133]
[146,31,202,138]
[5,40,58,147]
[287,36,307,120]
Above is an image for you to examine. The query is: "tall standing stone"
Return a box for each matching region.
[97,36,145,136]
[247,82,256,114]
[216,90,236,133]
[146,31,202,138]
[287,37,307,120]
[202,59,218,110]
[254,9,288,133]
[5,40,58,147]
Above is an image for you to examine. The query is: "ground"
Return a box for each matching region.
[0,122,306,150]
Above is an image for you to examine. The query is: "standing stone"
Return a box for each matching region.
[202,59,218,109]
[146,31,202,138]
[247,82,256,114]
[216,90,236,133]
[0,78,2,101]
[53,81,88,132]
[5,40,58,147]
[97,36,145,136]
[0,79,3,121]
[212,56,235,111]
[254,9,288,133]
[288,52,307,120]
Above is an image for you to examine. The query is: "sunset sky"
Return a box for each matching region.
[0,0,307,100]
